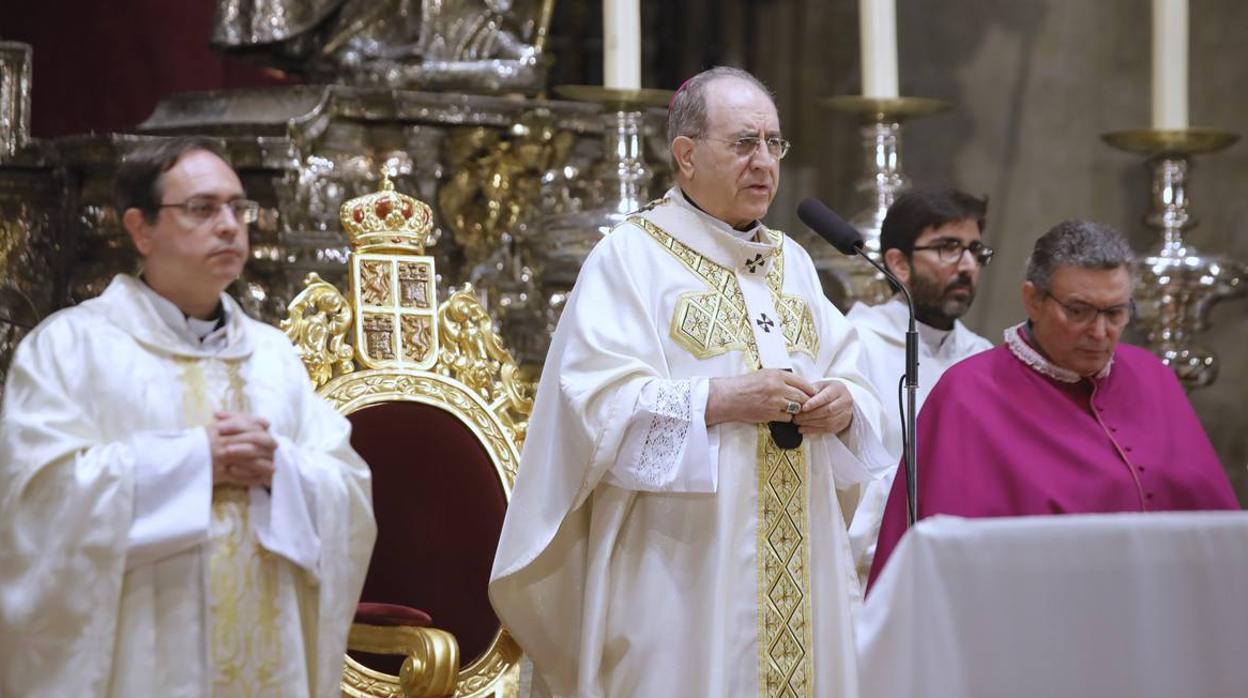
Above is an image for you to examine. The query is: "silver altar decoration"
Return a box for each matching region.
[0,42,32,161]
[1103,128,1244,390]
[211,0,555,93]
[0,9,676,382]
[507,85,671,362]
[0,41,51,400]
[10,84,667,371]
[816,96,949,310]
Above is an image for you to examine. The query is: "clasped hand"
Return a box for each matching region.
[706,368,854,434]
[208,411,277,487]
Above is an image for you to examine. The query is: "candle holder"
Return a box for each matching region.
[816,96,950,309]
[526,85,672,357]
[1102,127,1244,389]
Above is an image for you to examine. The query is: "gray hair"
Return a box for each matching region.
[666,66,776,145]
[1024,220,1137,292]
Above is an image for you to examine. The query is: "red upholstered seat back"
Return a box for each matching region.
[347,399,508,673]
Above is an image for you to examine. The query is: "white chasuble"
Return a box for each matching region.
[0,275,376,698]
[490,188,891,698]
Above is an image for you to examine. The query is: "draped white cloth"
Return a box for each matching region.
[858,512,1248,698]
[0,275,376,697]
[490,189,891,698]
[845,298,991,582]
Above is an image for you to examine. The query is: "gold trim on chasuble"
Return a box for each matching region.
[175,357,285,695]
[629,216,815,697]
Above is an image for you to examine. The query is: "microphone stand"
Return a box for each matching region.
[854,248,919,527]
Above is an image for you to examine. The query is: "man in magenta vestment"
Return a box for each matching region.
[868,220,1239,589]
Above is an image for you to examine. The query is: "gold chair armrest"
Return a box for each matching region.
[348,623,460,698]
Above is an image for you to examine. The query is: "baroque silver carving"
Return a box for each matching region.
[211,0,555,93]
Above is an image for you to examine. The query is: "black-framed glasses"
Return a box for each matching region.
[911,239,994,266]
[1043,292,1134,329]
[159,197,260,226]
[701,135,791,160]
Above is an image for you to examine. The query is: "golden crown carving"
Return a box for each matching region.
[340,172,435,254]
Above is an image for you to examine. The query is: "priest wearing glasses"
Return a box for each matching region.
[0,137,375,696]
[846,188,995,585]
[491,66,890,697]
[867,219,1239,588]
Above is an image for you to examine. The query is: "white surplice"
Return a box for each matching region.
[844,297,991,583]
[0,275,376,698]
[489,188,891,698]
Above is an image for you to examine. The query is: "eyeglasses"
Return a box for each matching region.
[701,135,791,160]
[1043,293,1133,329]
[911,239,994,266]
[159,197,260,226]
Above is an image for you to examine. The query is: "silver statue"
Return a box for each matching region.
[212,0,554,92]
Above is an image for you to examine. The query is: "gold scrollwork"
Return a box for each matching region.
[280,273,356,388]
[345,624,460,698]
[434,286,534,449]
[438,114,575,271]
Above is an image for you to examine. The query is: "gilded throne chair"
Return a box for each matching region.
[282,175,532,698]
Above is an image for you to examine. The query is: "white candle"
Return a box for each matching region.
[603,0,642,90]
[1152,0,1188,129]
[860,0,899,99]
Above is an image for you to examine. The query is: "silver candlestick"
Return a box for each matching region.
[522,85,671,362]
[816,96,949,309]
[1102,127,1244,389]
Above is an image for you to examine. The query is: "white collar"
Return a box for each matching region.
[637,186,782,274]
[1003,322,1112,383]
[136,278,230,352]
[917,319,952,353]
[851,296,961,354]
[672,187,764,242]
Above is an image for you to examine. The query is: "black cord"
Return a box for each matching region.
[896,372,907,471]
[0,315,33,330]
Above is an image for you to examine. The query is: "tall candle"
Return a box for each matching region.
[860,0,899,99]
[1152,0,1188,129]
[604,0,642,90]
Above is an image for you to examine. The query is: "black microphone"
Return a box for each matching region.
[797,197,920,527]
[797,198,864,255]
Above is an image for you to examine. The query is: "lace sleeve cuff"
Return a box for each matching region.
[604,377,718,493]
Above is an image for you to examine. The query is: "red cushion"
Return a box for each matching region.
[355,602,433,628]
[347,400,507,675]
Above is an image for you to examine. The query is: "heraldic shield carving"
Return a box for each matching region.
[342,173,439,371]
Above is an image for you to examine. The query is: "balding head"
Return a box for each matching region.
[668,68,783,228]
[666,66,776,146]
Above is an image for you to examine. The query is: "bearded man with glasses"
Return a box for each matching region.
[867,219,1238,589]
[0,136,376,696]
[845,188,996,585]
[492,66,891,698]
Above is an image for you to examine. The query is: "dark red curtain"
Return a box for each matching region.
[0,0,296,138]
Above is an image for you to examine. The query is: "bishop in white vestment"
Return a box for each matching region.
[491,68,889,698]
[0,138,375,697]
